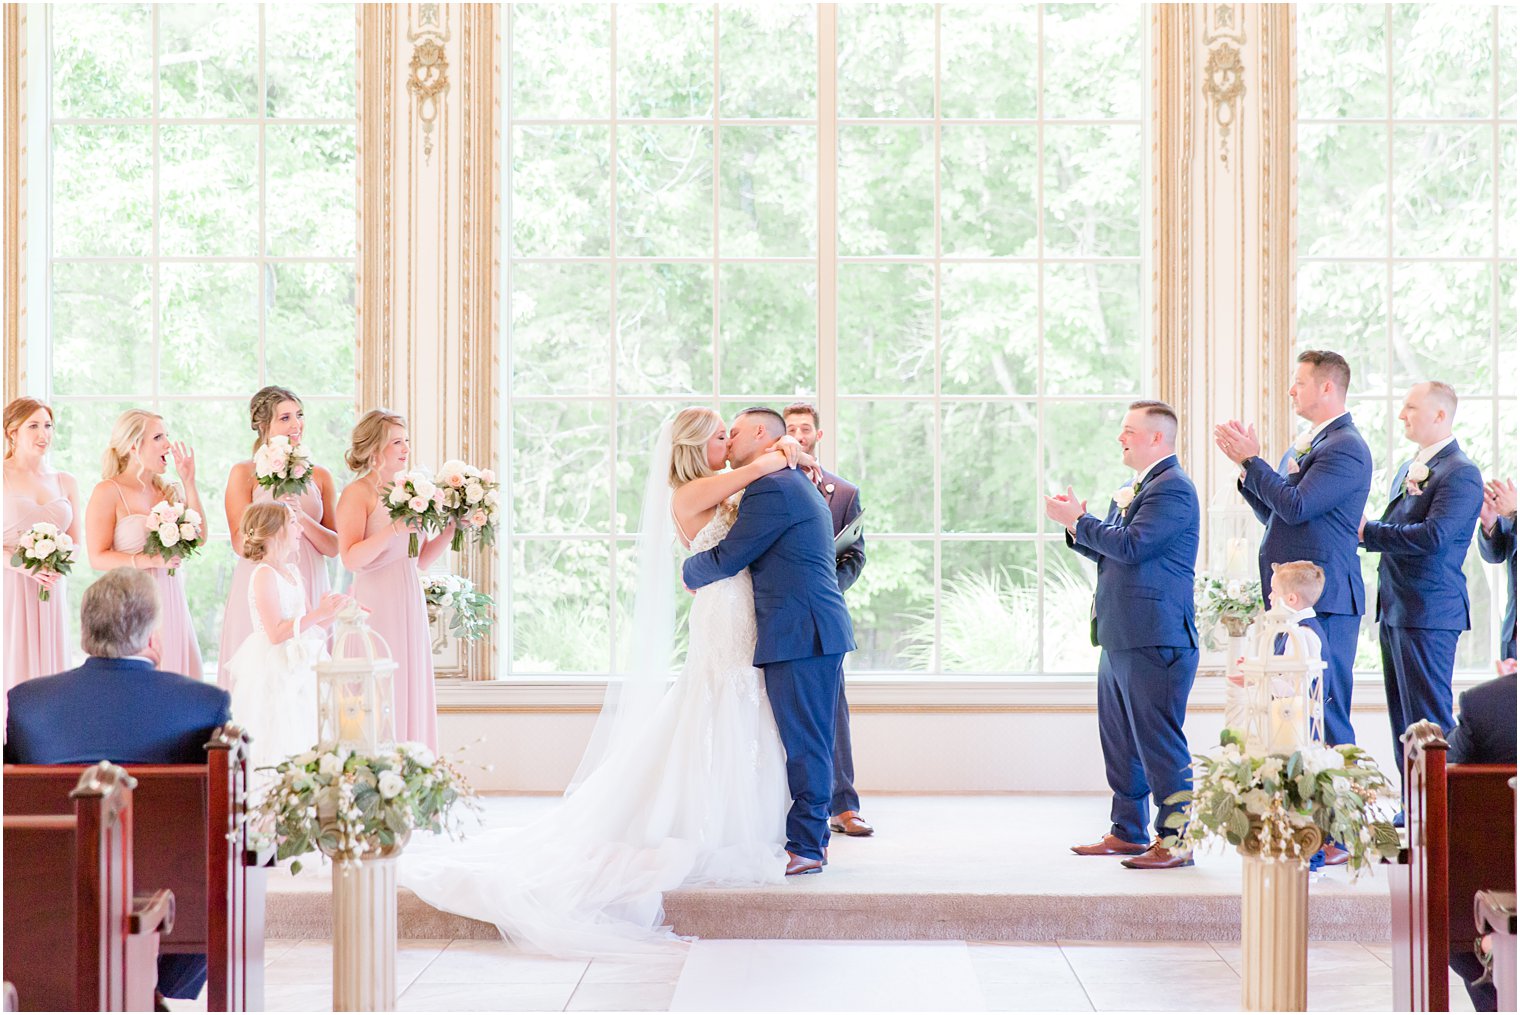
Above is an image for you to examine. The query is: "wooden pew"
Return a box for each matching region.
[1390,721,1517,1011]
[3,762,172,1011]
[3,725,272,1012]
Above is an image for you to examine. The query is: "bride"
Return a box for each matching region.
[399,407,815,957]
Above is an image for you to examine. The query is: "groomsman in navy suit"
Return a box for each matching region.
[784,403,873,839]
[1359,381,1484,777]
[1477,478,1517,669]
[1215,350,1373,754]
[1046,400,1200,870]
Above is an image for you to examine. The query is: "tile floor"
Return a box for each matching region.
[163,937,1480,1012]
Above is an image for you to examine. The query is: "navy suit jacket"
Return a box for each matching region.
[1239,413,1373,616]
[1361,441,1483,631]
[5,656,232,765]
[1065,455,1200,652]
[817,468,865,594]
[1478,515,1517,660]
[683,468,856,666]
[1445,672,1517,765]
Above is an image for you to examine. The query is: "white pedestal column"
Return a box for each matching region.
[331,855,399,1012]
[1240,853,1310,1012]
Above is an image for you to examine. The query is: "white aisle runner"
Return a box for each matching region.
[670,939,988,1012]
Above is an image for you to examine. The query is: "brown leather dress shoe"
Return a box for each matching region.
[1120,842,1195,870]
[829,811,874,837]
[1071,833,1150,856]
[1321,843,1351,866]
[785,851,824,876]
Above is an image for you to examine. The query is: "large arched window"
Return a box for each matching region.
[502,4,1147,679]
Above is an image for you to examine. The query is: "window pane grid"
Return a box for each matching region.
[505,3,1144,678]
[1297,3,1516,676]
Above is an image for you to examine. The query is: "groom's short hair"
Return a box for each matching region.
[737,406,786,438]
[1128,399,1178,444]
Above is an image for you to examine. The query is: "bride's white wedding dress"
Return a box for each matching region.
[399,507,790,957]
[226,562,326,775]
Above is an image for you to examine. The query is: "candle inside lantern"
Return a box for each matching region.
[1225,537,1253,579]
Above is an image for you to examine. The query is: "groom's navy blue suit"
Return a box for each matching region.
[683,468,856,862]
[1238,413,1373,746]
[1065,455,1200,846]
[1361,439,1483,774]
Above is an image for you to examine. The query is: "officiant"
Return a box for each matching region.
[785,403,873,839]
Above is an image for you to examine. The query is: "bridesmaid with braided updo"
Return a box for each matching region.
[218,386,339,691]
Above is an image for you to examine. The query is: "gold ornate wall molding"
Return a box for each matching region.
[1153,3,1295,573]
[358,3,499,680]
[3,3,26,404]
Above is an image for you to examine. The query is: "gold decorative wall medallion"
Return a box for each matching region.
[1203,4,1247,168]
[408,4,450,162]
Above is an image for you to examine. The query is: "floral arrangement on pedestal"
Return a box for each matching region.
[1195,574,1263,639]
[252,741,480,873]
[1163,730,1399,875]
[421,573,495,645]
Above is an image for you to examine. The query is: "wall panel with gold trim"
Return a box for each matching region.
[2,3,27,403]
[358,3,499,679]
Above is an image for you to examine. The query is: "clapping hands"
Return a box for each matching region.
[1213,420,1261,466]
[1481,478,1516,530]
[1043,486,1088,531]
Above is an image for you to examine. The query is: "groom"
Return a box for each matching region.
[683,407,857,876]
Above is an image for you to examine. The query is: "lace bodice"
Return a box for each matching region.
[247,562,306,640]
[683,500,760,691]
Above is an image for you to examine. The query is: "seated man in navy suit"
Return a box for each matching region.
[6,566,231,1010]
[1046,400,1200,871]
[1359,382,1483,781]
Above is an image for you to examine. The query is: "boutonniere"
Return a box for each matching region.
[1114,480,1141,516]
[1286,431,1313,475]
[1404,460,1430,497]
[824,483,835,495]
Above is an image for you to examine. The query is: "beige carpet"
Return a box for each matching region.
[265,795,1391,942]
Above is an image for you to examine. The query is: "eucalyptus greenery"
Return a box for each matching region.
[421,574,497,642]
[1162,729,1400,876]
[1194,575,1264,628]
[253,742,480,874]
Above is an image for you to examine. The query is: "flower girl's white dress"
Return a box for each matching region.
[226,562,328,774]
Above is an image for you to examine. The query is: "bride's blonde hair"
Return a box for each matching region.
[240,502,292,562]
[668,407,721,488]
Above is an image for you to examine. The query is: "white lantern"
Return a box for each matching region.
[1238,602,1326,757]
[317,602,398,754]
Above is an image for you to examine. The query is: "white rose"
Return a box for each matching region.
[377,770,406,800]
[408,495,429,514]
[479,469,496,484]
[1225,580,1243,600]
[183,509,202,527]
[387,485,408,506]
[464,482,484,505]
[318,753,344,777]
[1406,460,1430,483]
[294,750,319,767]
[33,537,56,558]
[484,490,499,507]
[1292,431,1313,455]
[406,745,436,767]
[179,522,198,541]
[33,522,57,537]
[56,533,74,549]
[156,523,181,546]
[1114,486,1136,510]
[1242,788,1271,814]
[17,532,34,549]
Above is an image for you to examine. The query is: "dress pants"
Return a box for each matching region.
[159,953,208,1000]
[1380,624,1459,776]
[1315,611,1361,746]
[1097,644,1198,845]
[829,666,860,816]
[764,654,844,862]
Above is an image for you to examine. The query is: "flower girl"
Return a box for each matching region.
[227,502,351,774]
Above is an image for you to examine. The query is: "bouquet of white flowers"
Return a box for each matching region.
[420,573,495,641]
[1195,574,1263,637]
[251,741,480,873]
[383,470,449,557]
[436,460,500,552]
[9,521,78,601]
[253,435,314,498]
[141,500,204,576]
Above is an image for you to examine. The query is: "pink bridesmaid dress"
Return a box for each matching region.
[108,484,203,680]
[3,489,73,687]
[218,483,331,690]
[347,500,437,749]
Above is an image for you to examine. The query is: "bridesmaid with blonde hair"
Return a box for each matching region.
[218,386,339,690]
[85,408,208,679]
[3,398,83,686]
[336,409,453,748]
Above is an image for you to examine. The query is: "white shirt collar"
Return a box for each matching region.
[1415,435,1456,464]
[1134,453,1176,487]
[1307,410,1350,443]
[1287,605,1317,625]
